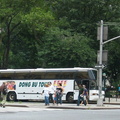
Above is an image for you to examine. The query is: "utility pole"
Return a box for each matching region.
[96,20,120,106]
[97,20,104,106]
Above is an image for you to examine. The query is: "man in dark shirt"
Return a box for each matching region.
[77,84,84,106]
[81,85,88,106]
[0,82,8,108]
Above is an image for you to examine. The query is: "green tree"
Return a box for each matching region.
[0,0,54,68]
[22,7,55,45]
[39,27,96,68]
[0,0,41,68]
[46,0,120,83]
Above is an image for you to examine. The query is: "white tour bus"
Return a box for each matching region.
[0,67,104,102]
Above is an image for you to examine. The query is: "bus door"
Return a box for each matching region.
[74,79,89,101]
[81,79,89,90]
[74,80,79,100]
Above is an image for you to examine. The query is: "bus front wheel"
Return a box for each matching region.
[7,92,17,101]
[66,93,74,103]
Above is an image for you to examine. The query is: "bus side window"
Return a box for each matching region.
[74,81,79,90]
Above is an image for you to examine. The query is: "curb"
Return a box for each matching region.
[6,105,28,107]
[47,103,120,110]
[104,103,120,105]
[5,102,120,109]
[48,106,120,110]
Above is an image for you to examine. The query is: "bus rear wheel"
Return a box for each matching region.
[67,93,74,103]
[7,92,17,101]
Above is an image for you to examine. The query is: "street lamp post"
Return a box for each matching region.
[97,20,104,106]
[97,20,120,106]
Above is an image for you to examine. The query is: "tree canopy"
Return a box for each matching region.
[0,0,120,85]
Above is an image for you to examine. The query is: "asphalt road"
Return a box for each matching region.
[0,109,120,120]
[0,99,120,120]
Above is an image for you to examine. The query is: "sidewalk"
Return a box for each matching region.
[48,104,120,110]
[47,98,120,109]
[3,97,120,110]
[104,97,120,105]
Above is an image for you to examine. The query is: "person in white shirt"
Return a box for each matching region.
[42,83,50,106]
[48,82,55,104]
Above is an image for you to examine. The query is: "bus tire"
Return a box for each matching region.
[66,93,74,103]
[7,92,17,101]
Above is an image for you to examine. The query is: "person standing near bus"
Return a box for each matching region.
[42,83,50,106]
[77,84,84,106]
[0,82,8,108]
[56,83,64,105]
[81,85,88,106]
[48,82,55,104]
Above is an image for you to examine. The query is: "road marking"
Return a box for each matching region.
[0,107,63,113]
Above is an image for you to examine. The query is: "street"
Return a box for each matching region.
[0,99,120,120]
[0,109,120,120]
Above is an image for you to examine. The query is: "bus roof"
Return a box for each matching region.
[0,67,96,74]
